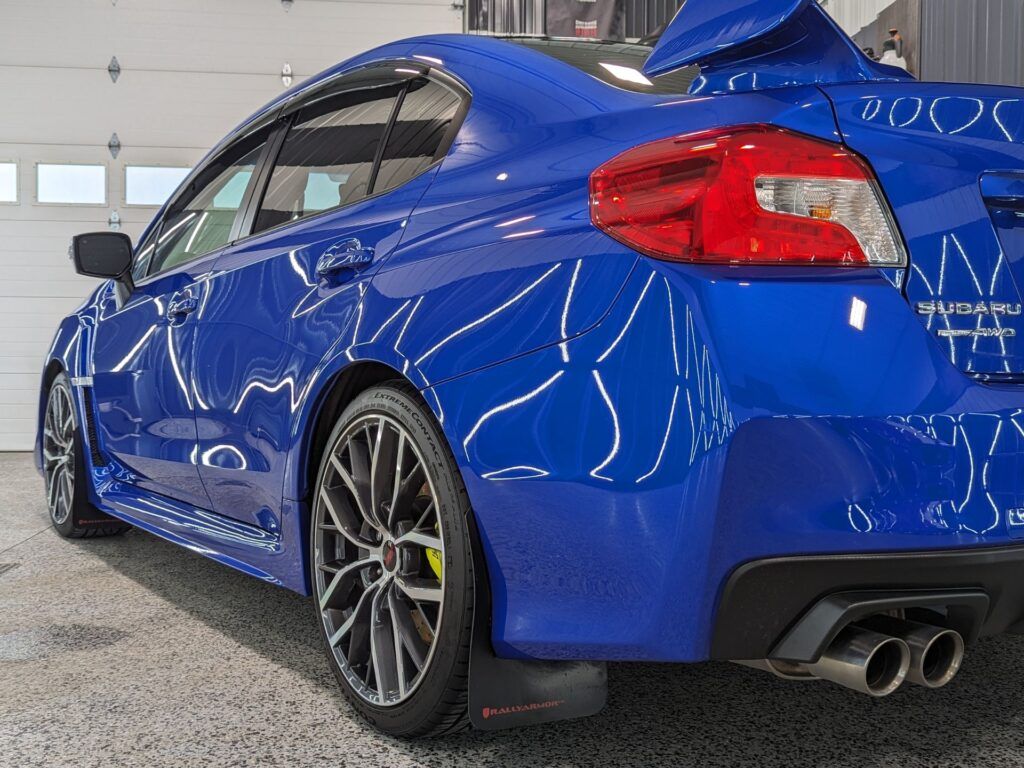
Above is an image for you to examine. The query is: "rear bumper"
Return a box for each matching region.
[712,544,1024,662]
[431,259,1024,663]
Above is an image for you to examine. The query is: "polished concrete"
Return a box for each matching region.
[3,450,1024,767]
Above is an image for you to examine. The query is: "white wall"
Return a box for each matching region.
[0,0,462,450]
[821,0,893,35]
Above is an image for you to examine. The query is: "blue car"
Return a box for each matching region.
[37,0,1024,737]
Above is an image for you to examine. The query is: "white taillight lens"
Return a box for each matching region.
[754,176,906,266]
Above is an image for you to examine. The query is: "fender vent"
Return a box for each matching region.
[80,386,106,467]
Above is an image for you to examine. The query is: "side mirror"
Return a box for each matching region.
[71,232,135,293]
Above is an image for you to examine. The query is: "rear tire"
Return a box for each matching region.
[310,382,474,738]
[43,373,130,539]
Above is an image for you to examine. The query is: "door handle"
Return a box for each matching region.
[982,172,1024,211]
[168,294,199,318]
[316,239,375,280]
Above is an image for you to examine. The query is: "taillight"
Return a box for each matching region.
[590,125,906,267]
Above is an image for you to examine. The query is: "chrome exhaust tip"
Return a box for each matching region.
[805,625,910,697]
[862,616,965,689]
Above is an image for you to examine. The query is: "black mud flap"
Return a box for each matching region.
[467,528,607,730]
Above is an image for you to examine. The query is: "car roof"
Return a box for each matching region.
[233,34,680,136]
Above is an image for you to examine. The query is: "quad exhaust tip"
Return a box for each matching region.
[807,625,910,697]
[737,616,965,697]
[861,616,965,690]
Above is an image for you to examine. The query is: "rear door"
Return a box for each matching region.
[190,68,465,530]
[826,83,1024,379]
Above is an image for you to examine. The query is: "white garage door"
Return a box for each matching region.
[0,0,462,450]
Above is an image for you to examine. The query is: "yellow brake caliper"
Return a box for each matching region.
[425,522,443,582]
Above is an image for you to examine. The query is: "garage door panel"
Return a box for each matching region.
[1,69,291,149]
[1,0,462,450]
[4,279,102,299]
[0,0,459,77]
[0,373,41,391]
[0,357,51,375]
[0,302,86,323]
[1,393,38,411]
[0,341,57,358]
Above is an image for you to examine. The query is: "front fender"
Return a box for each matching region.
[34,285,107,475]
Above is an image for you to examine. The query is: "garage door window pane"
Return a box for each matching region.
[0,163,16,202]
[37,164,106,204]
[126,166,191,206]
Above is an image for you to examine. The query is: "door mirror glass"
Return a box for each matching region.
[71,232,134,280]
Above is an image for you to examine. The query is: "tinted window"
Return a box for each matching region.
[503,38,698,94]
[142,132,267,276]
[374,78,462,194]
[253,85,402,234]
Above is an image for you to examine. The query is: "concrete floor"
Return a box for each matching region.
[4,451,1024,768]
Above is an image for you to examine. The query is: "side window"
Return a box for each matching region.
[140,130,268,277]
[374,78,463,194]
[252,85,402,234]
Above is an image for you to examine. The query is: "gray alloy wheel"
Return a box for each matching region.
[42,373,130,539]
[313,412,447,707]
[43,378,77,526]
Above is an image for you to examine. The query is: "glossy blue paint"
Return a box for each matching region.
[644,0,911,94]
[827,83,1024,379]
[89,254,220,509]
[34,27,1024,664]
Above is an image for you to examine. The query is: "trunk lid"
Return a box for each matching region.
[826,83,1024,378]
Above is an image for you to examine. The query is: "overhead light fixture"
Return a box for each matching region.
[281,63,293,88]
[599,62,653,87]
[108,56,121,83]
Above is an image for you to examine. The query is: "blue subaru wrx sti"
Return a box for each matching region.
[36,0,1024,737]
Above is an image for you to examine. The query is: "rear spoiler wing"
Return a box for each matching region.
[643,0,912,94]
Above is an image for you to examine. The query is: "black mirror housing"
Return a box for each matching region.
[71,232,134,282]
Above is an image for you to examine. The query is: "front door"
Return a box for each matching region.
[90,125,272,507]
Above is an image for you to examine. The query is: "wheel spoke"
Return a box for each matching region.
[334,450,380,534]
[47,466,61,511]
[328,579,380,648]
[394,576,443,603]
[320,470,376,549]
[393,462,427,520]
[59,470,72,516]
[369,584,400,700]
[389,586,429,671]
[412,501,436,532]
[319,555,381,610]
[388,432,405,529]
[370,417,399,530]
[395,530,442,552]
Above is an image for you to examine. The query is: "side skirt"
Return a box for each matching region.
[93,474,310,595]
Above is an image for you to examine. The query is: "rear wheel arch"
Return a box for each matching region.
[299,361,417,505]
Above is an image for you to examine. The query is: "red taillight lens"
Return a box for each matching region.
[590,125,906,267]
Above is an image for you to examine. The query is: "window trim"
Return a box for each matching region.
[231,64,471,246]
[133,121,280,285]
[122,164,193,208]
[34,162,107,207]
[0,160,18,205]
